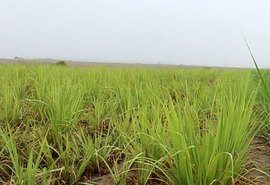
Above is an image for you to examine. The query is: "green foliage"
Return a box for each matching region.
[55,60,66,66]
[243,36,270,133]
[0,64,260,184]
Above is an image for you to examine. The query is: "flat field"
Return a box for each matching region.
[0,64,269,184]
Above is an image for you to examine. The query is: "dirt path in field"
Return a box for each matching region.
[240,136,270,185]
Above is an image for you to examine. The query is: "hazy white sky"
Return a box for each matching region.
[1,0,270,67]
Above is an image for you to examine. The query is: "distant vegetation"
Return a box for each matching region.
[55,60,66,66]
[0,64,268,184]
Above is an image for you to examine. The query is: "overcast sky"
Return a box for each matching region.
[1,0,270,68]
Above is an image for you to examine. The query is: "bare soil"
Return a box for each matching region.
[239,136,270,185]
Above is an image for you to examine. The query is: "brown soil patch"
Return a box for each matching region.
[240,136,270,185]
